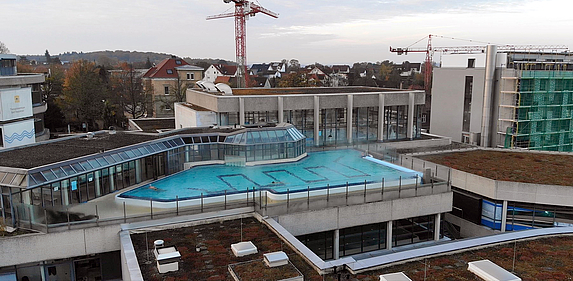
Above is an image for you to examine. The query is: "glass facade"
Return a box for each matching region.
[237,105,422,146]
[392,215,435,247]
[340,222,387,257]
[0,125,306,225]
[298,217,438,260]
[297,230,334,260]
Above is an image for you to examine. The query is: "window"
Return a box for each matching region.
[164,86,169,95]
[187,73,194,80]
[467,58,476,68]
[175,60,182,65]
[462,76,473,132]
[166,69,173,74]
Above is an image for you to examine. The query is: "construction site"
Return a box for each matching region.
[500,57,573,151]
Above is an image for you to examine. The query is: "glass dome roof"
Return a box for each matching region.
[224,126,306,145]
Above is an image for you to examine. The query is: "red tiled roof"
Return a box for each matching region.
[214,76,231,83]
[142,57,189,79]
[214,64,238,76]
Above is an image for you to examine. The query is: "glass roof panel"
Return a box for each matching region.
[150,144,161,151]
[157,142,168,150]
[0,172,6,183]
[260,131,270,143]
[52,167,67,178]
[137,148,149,155]
[125,150,136,158]
[79,161,93,170]
[30,172,46,184]
[1,173,16,184]
[12,174,25,186]
[96,157,109,166]
[131,149,142,157]
[239,133,247,144]
[173,138,184,146]
[40,170,57,181]
[246,132,254,144]
[251,132,262,143]
[233,133,243,144]
[225,135,234,143]
[71,163,85,172]
[88,159,101,168]
[276,130,286,141]
[267,130,278,142]
[285,130,294,141]
[168,140,178,147]
[201,136,210,143]
[62,165,76,176]
[118,152,130,160]
[111,154,123,162]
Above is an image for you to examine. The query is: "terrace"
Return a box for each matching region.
[129,216,322,281]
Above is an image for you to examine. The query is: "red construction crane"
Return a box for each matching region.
[207,0,278,88]
[390,34,569,92]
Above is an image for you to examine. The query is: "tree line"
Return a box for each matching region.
[18,60,149,133]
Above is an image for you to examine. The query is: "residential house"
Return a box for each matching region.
[142,56,203,118]
[203,64,238,84]
[249,62,286,79]
[329,65,351,87]
[304,66,330,86]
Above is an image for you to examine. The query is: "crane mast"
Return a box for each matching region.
[207,0,278,88]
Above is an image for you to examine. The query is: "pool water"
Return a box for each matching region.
[120,149,420,201]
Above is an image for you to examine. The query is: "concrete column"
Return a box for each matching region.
[62,181,70,206]
[278,96,284,123]
[239,97,245,125]
[110,169,115,192]
[501,200,508,232]
[135,159,142,183]
[314,96,320,146]
[434,213,441,241]
[407,92,415,139]
[347,94,353,144]
[377,93,385,142]
[94,171,101,197]
[334,229,340,260]
[386,220,393,250]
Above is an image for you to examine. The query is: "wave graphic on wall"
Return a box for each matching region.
[4,129,35,144]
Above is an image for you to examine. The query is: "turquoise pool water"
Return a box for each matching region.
[120,149,420,201]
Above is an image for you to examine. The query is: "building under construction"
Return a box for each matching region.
[430,46,573,152]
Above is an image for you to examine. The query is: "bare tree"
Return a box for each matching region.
[113,63,150,119]
[158,75,189,114]
[0,41,9,54]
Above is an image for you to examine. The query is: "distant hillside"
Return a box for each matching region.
[19,50,235,68]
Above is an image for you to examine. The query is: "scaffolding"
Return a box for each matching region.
[501,70,573,151]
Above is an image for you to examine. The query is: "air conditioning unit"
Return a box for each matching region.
[154,240,181,274]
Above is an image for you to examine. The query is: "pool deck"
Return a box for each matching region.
[115,151,423,209]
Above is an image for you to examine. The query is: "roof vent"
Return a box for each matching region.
[154,240,164,249]
[202,81,218,92]
[215,83,233,95]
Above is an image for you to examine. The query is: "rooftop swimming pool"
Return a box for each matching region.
[119,149,421,204]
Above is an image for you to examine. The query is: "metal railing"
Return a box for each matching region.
[9,147,452,234]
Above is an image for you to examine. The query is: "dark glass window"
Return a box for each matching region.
[462,76,474,132]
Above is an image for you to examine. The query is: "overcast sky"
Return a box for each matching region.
[2,0,571,65]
